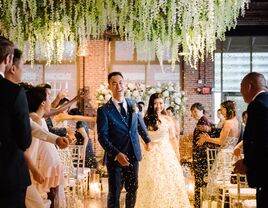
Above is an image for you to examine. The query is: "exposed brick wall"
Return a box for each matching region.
[182,57,214,136]
[77,39,110,158]
[77,39,109,116]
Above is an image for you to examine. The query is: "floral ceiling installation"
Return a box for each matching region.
[0,0,249,66]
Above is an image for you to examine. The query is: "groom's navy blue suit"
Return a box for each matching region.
[97,98,150,208]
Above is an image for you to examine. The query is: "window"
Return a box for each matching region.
[214,36,268,122]
[22,63,77,101]
[111,40,181,90]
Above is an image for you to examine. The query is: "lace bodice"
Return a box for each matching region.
[148,119,170,144]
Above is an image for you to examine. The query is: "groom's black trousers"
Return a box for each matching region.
[107,160,139,208]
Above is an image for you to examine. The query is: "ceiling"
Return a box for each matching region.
[216,36,268,52]
[238,0,268,25]
[226,0,268,36]
[217,0,268,52]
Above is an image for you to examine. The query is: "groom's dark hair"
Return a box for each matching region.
[108,71,124,82]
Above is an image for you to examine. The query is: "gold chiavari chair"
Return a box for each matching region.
[228,173,256,208]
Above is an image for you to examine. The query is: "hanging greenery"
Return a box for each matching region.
[0,0,249,66]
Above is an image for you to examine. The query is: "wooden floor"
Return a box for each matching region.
[84,176,194,208]
[84,177,125,208]
[84,194,108,208]
[84,193,126,208]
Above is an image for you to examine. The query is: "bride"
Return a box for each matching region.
[135,93,191,208]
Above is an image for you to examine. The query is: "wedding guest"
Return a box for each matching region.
[37,84,76,138]
[97,72,151,208]
[68,107,98,169]
[197,100,241,202]
[5,52,69,150]
[234,72,268,208]
[26,87,66,208]
[216,108,225,129]
[166,106,181,140]
[6,51,69,151]
[138,101,145,117]
[233,110,248,158]
[233,110,247,158]
[5,48,68,208]
[0,36,32,208]
[242,110,248,126]
[54,100,98,169]
[190,102,213,208]
[36,83,81,118]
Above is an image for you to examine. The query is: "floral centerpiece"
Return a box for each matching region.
[96,82,184,118]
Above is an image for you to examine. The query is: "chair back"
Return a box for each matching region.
[68,145,85,178]
[206,148,219,172]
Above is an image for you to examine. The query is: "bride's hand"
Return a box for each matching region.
[144,142,152,151]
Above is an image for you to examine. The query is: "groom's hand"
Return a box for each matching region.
[116,152,130,166]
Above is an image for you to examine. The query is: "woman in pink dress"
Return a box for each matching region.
[26,86,66,208]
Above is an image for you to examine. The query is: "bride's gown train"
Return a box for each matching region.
[135,118,191,208]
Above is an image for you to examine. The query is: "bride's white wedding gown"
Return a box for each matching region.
[135,118,191,208]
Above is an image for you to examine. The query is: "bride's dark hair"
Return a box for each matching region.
[144,93,166,131]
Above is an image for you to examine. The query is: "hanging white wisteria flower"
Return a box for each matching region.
[0,0,249,66]
[96,82,185,118]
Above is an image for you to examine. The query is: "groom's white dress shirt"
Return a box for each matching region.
[112,97,128,114]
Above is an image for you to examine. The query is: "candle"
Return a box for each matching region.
[75,198,84,208]
[211,201,218,208]
[202,200,208,208]
[187,182,195,194]
[89,182,101,198]
[201,200,218,208]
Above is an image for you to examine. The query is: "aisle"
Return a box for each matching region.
[84,193,126,208]
[84,177,125,208]
[84,176,194,208]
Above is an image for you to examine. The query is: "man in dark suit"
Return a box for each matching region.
[97,72,151,208]
[0,36,32,207]
[234,72,268,208]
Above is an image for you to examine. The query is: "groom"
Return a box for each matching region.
[97,72,151,208]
